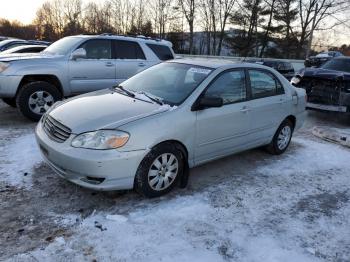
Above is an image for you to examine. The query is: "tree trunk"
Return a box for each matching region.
[259,0,275,57]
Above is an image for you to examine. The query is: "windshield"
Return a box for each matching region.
[42,37,82,55]
[321,59,350,73]
[120,62,213,105]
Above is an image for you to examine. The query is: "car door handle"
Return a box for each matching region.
[105,62,114,67]
[138,62,146,67]
[240,106,251,113]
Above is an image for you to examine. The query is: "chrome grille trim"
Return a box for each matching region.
[43,115,71,143]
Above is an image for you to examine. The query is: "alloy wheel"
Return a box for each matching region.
[277,126,292,150]
[28,91,54,115]
[148,153,179,191]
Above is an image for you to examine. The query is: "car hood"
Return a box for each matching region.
[298,68,350,81]
[0,53,63,62]
[49,89,173,134]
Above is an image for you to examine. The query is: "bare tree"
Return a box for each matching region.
[179,0,195,53]
[297,0,349,58]
[217,0,236,55]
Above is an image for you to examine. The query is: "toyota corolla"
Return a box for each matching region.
[35,59,306,197]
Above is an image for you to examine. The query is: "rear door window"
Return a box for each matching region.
[248,69,284,99]
[146,44,174,60]
[114,40,145,60]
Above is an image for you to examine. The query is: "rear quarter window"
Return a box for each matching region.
[146,44,174,61]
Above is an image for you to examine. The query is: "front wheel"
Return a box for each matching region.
[16,81,62,121]
[266,119,294,155]
[135,143,184,198]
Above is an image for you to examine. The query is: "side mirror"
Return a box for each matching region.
[192,96,223,111]
[71,48,86,60]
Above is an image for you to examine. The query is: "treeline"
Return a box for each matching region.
[0,0,349,59]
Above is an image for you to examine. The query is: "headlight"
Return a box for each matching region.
[290,76,301,85]
[0,62,10,73]
[71,130,129,150]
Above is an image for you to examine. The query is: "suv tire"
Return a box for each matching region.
[2,98,17,108]
[16,81,62,121]
[135,143,184,198]
[266,119,294,155]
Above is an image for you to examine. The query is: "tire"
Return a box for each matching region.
[266,119,294,155]
[2,98,17,108]
[135,143,185,198]
[16,81,62,121]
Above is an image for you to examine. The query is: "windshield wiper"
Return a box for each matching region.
[138,91,164,105]
[114,85,135,98]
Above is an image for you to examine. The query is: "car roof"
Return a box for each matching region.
[170,58,236,69]
[69,34,173,47]
[170,58,277,71]
[333,56,350,60]
[3,44,47,52]
[0,39,25,44]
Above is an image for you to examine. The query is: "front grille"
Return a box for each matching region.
[43,115,71,143]
[304,79,342,106]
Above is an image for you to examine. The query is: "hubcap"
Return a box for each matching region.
[148,153,179,191]
[277,126,292,150]
[28,91,54,115]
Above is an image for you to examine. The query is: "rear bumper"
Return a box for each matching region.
[35,121,149,191]
[0,75,22,98]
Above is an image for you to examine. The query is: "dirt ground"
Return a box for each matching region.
[0,100,349,261]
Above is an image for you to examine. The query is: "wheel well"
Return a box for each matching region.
[153,140,189,161]
[18,75,63,96]
[286,115,296,128]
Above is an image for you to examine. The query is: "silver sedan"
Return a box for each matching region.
[35,59,306,197]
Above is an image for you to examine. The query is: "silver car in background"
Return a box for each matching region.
[35,59,306,197]
[0,35,174,120]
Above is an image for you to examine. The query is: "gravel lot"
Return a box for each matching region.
[0,100,349,262]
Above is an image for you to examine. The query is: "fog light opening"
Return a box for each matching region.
[81,176,106,185]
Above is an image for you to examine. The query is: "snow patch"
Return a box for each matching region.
[106,214,128,223]
[0,133,42,188]
[7,136,350,261]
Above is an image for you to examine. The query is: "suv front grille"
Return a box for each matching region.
[43,115,71,143]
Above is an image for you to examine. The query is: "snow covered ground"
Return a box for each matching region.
[1,101,350,261]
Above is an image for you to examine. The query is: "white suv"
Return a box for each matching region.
[0,34,174,120]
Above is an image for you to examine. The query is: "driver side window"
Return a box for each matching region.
[79,40,112,59]
[204,70,247,105]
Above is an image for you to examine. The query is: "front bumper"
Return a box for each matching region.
[0,75,22,98]
[306,102,348,113]
[35,121,149,191]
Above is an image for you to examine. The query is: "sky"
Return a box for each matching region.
[0,0,102,24]
[0,0,47,24]
[0,0,348,47]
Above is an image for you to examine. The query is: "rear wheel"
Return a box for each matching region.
[266,119,294,155]
[135,143,184,198]
[16,81,61,121]
[2,98,17,107]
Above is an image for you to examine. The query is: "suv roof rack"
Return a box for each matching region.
[99,33,162,42]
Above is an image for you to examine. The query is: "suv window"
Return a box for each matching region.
[204,70,246,104]
[146,44,174,61]
[80,40,112,59]
[248,69,284,99]
[114,40,145,60]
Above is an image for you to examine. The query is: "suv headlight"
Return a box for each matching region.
[0,62,10,73]
[71,130,129,150]
[290,76,301,85]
